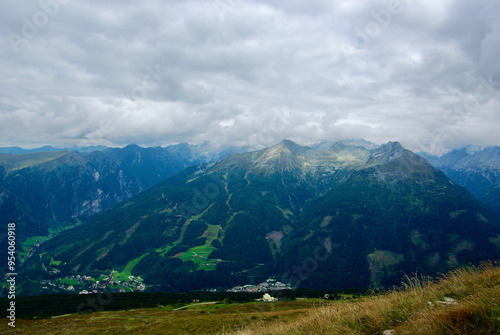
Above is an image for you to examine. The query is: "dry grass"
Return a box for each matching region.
[2,263,499,334]
[0,301,313,334]
[225,262,500,335]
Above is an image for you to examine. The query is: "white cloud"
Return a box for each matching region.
[0,0,499,154]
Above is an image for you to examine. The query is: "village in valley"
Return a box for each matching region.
[39,270,291,296]
[25,240,149,294]
[225,278,292,294]
[40,272,147,295]
[30,237,292,296]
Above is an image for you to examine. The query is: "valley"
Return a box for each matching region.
[6,140,500,298]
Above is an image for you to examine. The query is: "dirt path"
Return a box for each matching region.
[173,301,220,310]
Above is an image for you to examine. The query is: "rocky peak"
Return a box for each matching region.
[253,140,311,172]
[367,141,405,165]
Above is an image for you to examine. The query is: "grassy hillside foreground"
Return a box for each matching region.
[231,262,500,335]
[2,262,500,334]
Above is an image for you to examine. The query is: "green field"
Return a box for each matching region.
[116,255,148,280]
[178,224,221,270]
[58,278,79,286]
[19,224,80,263]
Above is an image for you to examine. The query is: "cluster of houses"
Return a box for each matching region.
[40,274,147,294]
[227,278,291,293]
[27,242,41,259]
[191,252,224,267]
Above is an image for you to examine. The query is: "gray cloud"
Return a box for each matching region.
[1,0,499,154]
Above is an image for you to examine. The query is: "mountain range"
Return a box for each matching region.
[0,145,195,241]
[423,146,500,215]
[0,143,246,234]
[15,140,500,295]
[0,142,252,282]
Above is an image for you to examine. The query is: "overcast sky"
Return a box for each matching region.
[1,0,499,154]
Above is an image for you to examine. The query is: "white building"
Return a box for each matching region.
[262,293,277,302]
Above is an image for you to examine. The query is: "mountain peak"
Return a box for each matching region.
[123,144,142,151]
[367,141,406,165]
[381,141,404,150]
[273,139,309,153]
[251,140,310,172]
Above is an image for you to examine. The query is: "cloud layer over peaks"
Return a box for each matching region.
[1,0,499,154]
